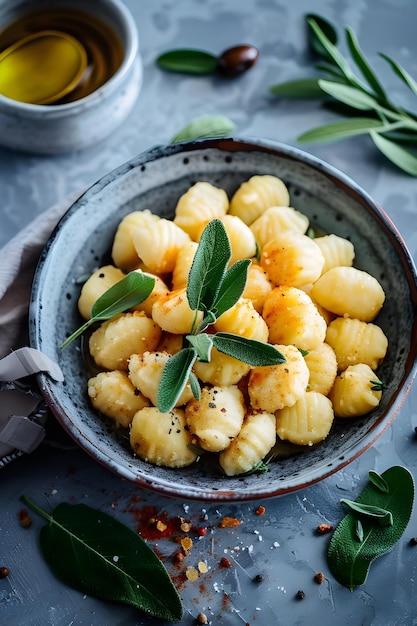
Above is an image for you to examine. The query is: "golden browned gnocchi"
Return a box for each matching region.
[312,266,385,321]
[219,410,276,476]
[242,263,274,313]
[133,215,190,274]
[214,297,269,342]
[78,265,125,320]
[304,342,338,396]
[262,286,327,350]
[250,206,310,249]
[79,175,388,476]
[229,174,290,225]
[88,370,150,428]
[325,316,388,371]
[130,406,198,467]
[193,347,251,386]
[276,391,334,445]
[314,234,355,274]
[111,210,160,271]
[89,311,162,371]
[173,181,229,240]
[329,364,382,418]
[128,351,194,407]
[152,287,204,335]
[248,344,310,412]
[185,385,245,452]
[260,232,325,287]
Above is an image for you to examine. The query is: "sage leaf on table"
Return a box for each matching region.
[170,115,235,142]
[60,271,155,349]
[269,15,417,175]
[21,496,183,622]
[156,49,218,74]
[328,466,415,591]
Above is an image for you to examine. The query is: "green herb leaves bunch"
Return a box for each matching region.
[327,466,414,591]
[269,14,417,175]
[62,219,286,414]
[158,219,286,412]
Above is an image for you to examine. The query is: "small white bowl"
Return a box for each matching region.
[0,0,141,154]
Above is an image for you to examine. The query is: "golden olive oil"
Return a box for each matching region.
[0,8,124,104]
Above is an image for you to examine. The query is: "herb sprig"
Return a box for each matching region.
[328,467,414,591]
[63,219,286,413]
[60,271,155,349]
[269,15,417,175]
[158,219,286,412]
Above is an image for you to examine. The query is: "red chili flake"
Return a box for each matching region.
[314,572,326,584]
[316,523,333,535]
[127,503,181,540]
[195,526,207,537]
[220,556,232,568]
[255,505,266,516]
[0,567,9,579]
[219,516,240,528]
[18,509,32,528]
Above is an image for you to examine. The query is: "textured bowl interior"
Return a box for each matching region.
[29,138,417,501]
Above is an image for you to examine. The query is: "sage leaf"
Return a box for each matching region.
[158,348,197,413]
[340,499,393,526]
[380,52,417,97]
[156,49,218,75]
[345,26,386,99]
[212,332,286,366]
[269,78,324,98]
[298,117,386,143]
[328,466,415,591]
[368,470,389,493]
[170,115,235,143]
[189,370,201,400]
[187,333,213,362]
[21,496,183,622]
[61,271,155,349]
[306,14,338,58]
[370,130,417,175]
[186,219,231,315]
[212,259,251,318]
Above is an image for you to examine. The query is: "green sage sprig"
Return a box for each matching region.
[63,219,286,413]
[328,466,415,591]
[157,219,286,412]
[269,15,417,175]
[60,271,155,349]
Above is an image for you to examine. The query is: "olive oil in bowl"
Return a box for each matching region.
[0,7,125,104]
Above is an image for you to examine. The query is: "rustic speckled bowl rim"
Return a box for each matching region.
[29,137,417,501]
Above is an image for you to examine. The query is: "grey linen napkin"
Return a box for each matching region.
[0,190,84,465]
[0,190,84,356]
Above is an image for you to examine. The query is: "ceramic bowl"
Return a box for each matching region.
[0,0,141,154]
[29,137,417,501]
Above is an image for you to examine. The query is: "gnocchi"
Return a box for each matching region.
[78,174,388,476]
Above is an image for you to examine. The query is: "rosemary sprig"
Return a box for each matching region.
[269,15,417,175]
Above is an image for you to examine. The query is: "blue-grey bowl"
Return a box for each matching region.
[29,137,417,501]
